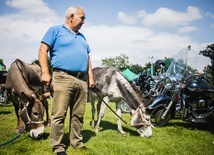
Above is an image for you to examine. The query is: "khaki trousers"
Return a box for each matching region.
[50,72,87,153]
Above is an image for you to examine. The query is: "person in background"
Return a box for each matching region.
[38,6,94,155]
[0,65,7,84]
[0,65,8,105]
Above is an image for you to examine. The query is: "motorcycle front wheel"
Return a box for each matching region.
[0,96,5,103]
[120,100,131,113]
[151,108,171,127]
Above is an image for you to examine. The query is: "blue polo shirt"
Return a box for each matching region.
[41,24,90,73]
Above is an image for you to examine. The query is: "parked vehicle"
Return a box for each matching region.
[0,69,8,106]
[0,85,8,105]
[146,46,214,127]
[132,71,156,96]
[120,100,131,113]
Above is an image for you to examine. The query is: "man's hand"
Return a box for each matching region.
[41,72,51,86]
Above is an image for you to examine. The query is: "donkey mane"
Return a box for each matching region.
[115,73,144,110]
[92,67,145,110]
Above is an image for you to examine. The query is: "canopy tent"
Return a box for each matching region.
[122,68,139,81]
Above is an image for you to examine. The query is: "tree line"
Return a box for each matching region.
[1,44,214,83]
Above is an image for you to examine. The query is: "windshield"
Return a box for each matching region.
[165,46,198,81]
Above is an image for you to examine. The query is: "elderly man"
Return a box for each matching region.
[38,6,94,155]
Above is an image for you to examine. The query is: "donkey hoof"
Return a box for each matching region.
[90,121,95,128]
[94,128,99,134]
[121,132,126,136]
[16,127,25,134]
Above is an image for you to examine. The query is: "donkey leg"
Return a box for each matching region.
[116,101,126,135]
[90,96,96,128]
[17,109,25,133]
[11,94,25,133]
[94,97,109,134]
[42,99,51,126]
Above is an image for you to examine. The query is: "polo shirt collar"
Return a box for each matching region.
[63,24,80,35]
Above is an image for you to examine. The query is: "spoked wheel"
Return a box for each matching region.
[151,108,171,127]
[0,96,5,103]
[120,100,131,113]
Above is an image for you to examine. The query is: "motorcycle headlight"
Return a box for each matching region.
[165,77,172,89]
[165,76,182,91]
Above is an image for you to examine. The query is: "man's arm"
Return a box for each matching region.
[38,43,51,85]
[87,57,94,88]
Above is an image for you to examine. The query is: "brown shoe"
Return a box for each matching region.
[56,152,67,155]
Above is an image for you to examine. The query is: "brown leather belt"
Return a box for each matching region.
[53,68,86,79]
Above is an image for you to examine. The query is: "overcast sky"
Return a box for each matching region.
[0,0,213,71]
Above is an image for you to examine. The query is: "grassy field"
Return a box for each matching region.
[0,100,214,155]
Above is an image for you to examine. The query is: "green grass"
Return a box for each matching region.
[0,100,214,155]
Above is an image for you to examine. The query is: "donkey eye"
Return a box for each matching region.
[145,118,150,121]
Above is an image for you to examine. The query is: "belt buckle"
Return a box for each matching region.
[76,72,81,78]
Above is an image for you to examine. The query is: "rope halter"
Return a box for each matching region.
[20,93,44,125]
[131,104,153,127]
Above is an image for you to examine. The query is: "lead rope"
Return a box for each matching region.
[91,88,127,125]
[0,127,25,147]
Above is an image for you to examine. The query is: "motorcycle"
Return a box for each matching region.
[149,60,165,95]
[0,69,8,106]
[0,85,8,106]
[146,46,214,127]
[132,71,156,96]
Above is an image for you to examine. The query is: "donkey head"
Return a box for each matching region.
[19,92,50,139]
[130,104,153,138]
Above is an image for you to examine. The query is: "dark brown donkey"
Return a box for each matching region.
[5,59,50,139]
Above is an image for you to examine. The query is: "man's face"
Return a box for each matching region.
[72,9,85,32]
[2,66,5,71]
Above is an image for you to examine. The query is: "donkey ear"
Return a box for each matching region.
[38,92,51,101]
[33,90,50,101]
